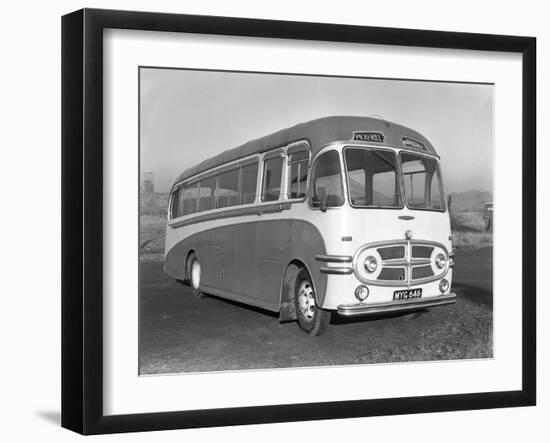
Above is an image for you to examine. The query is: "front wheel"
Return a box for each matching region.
[294,269,330,336]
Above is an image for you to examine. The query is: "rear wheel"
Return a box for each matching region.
[187,253,205,298]
[294,268,330,336]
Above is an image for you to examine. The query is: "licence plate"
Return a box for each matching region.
[393,288,422,301]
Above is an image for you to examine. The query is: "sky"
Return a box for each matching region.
[140,68,493,194]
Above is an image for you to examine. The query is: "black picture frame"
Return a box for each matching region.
[61,8,536,435]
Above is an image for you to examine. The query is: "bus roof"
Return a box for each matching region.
[174,115,437,185]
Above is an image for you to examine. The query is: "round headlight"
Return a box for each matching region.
[364,256,378,273]
[439,279,450,293]
[435,253,447,269]
[355,285,369,301]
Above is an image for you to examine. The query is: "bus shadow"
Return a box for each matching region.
[205,292,439,324]
[330,308,430,325]
[453,283,493,309]
[204,293,280,318]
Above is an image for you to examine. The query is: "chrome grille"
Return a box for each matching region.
[412,245,433,259]
[377,246,406,260]
[354,239,449,287]
[378,267,406,281]
[412,265,434,279]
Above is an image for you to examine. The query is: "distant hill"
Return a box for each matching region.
[449,190,493,212]
[348,177,393,204]
[350,178,492,212]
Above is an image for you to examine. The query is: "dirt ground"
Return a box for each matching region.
[139,248,493,374]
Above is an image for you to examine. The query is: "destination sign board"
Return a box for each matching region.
[401,136,427,151]
[352,131,385,143]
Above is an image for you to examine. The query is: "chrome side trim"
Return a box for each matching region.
[320,266,354,275]
[337,293,456,316]
[170,202,292,229]
[315,254,353,263]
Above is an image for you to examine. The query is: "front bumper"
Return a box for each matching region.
[337,293,456,317]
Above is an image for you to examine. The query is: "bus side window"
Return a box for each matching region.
[288,149,309,199]
[310,150,344,208]
[240,162,258,204]
[182,183,198,215]
[198,176,217,211]
[262,156,283,202]
[217,169,239,209]
[170,187,180,219]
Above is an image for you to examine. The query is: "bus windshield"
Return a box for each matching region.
[344,147,445,211]
[400,152,445,211]
[344,148,403,208]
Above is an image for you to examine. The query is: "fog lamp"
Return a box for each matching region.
[364,256,378,273]
[355,285,369,301]
[439,279,450,293]
[435,253,447,269]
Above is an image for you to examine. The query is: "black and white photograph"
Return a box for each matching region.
[0,1,539,440]
[1,0,546,439]
[138,68,494,374]
[56,5,537,437]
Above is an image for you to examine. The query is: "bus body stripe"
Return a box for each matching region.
[169,202,293,229]
[164,219,328,310]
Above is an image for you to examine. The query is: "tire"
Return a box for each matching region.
[187,253,205,298]
[294,268,330,336]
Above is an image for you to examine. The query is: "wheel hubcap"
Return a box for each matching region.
[297,280,315,321]
[191,260,201,290]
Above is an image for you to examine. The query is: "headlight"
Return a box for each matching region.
[355,285,369,301]
[364,256,378,273]
[435,253,447,269]
[439,279,450,293]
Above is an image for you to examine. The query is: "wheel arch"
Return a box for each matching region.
[279,258,317,322]
[183,248,197,283]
